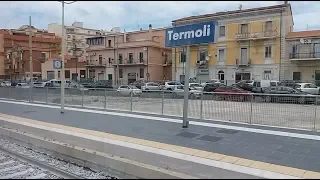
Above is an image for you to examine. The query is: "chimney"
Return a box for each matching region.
[124,29,126,43]
[148,24,152,40]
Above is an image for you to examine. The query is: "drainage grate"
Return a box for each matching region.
[216,129,239,135]
[176,132,200,138]
[198,135,223,142]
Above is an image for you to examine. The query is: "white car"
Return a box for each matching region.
[16,83,30,88]
[164,81,183,91]
[117,85,142,96]
[295,83,320,95]
[172,85,202,99]
[189,83,204,91]
[33,82,47,88]
[1,81,11,87]
[141,82,160,92]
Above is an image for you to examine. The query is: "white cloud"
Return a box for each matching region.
[0,1,319,32]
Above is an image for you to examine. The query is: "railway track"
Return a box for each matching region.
[0,138,117,179]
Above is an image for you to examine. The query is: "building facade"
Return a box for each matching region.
[171,3,293,85]
[0,25,61,80]
[284,30,320,85]
[85,25,172,85]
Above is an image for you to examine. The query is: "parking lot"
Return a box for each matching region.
[0,87,319,131]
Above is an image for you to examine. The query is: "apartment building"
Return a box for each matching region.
[85,25,172,85]
[41,55,86,81]
[284,30,320,85]
[171,3,293,85]
[0,25,61,80]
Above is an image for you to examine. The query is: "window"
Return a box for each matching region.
[293,72,301,80]
[108,58,111,64]
[58,71,61,79]
[65,70,70,78]
[67,35,71,38]
[180,48,186,62]
[108,74,112,80]
[99,55,102,64]
[119,69,123,78]
[218,49,225,62]
[240,24,248,34]
[89,70,95,78]
[265,46,272,58]
[240,48,248,64]
[128,53,134,62]
[263,70,271,80]
[108,40,112,47]
[41,52,46,61]
[139,52,144,61]
[199,47,207,61]
[140,68,144,78]
[310,84,317,88]
[119,54,123,64]
[292,44,297,58]
[219,26,226,37]
[218,70,225,81]
[265,21,272,32]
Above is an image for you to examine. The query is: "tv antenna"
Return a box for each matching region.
[238,4,242,10]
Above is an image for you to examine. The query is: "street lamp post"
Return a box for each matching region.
[58,1,76,113]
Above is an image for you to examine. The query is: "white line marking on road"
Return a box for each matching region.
[0,99,320,141]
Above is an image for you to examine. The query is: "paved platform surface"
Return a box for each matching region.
[1,100,320,178]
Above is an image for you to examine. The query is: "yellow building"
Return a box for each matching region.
[171,3,293,84]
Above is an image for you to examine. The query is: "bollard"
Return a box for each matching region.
[200,92,203,120]
[104,89,107,109]
[249,94,253,124]
[81,89,84,107]
[130,90,133,112]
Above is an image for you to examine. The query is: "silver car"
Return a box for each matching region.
[141,82,160,92]
[117,85,142,96]
[172,86,202,99]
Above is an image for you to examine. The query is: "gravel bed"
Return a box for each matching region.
[0,138,118,179]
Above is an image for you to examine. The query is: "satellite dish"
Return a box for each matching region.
[143,47,147,51]
[300,38,305,44]
[205,56,210,61]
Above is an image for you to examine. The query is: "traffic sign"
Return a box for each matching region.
[53,60,62,69]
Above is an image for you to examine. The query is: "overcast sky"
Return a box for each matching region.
[1,1,319,32]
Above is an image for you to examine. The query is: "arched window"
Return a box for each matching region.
[218,70,225,83]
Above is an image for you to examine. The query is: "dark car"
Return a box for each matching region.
[263,86,316,104]
[203,83,225,92]
[213,86,252,101]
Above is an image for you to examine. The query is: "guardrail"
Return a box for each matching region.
[0,87,319,131]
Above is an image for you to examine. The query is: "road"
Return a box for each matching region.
[0,87,319,130]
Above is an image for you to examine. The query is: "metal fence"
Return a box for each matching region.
[0,87,319,131]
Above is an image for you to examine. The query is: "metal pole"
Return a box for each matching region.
[249,94,253,124]
[147,47,149,81]
[200,92,203,120]
[182,46,190,128]
[61,1,65,113]
[29,16,33,102]
[116,36,119,87]
[314,96,317,131]
[130,90,133,112]
[161,91,164,115]
[81,89,84,107]
[46,87,48,104]
[104,89,107,109]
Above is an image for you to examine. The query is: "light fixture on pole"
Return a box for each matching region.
[58,0,76,113]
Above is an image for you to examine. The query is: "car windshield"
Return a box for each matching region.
[129,85,139,89]
[191,84,202,87]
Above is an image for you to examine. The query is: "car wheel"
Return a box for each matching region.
[167,88,172,91]
[189,93,196,99]
[298,97,306,104]
[265,96,271,103]
[172,92,177,99]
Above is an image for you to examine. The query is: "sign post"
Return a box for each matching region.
[165,21,216,128]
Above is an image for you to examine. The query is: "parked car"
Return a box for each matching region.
[263,86,316,104]
[213,86,252,101]
[164,81,183,91]
[16,83,30,88]
[171,85,202,99]
[69,84,89,93]
[189,83,204,91]
[201,79,221,87]
[117,85,142,96]
[294,83,320,95]
[130,80,147,89]
[141,82,160,92]
[203,83,224,92]
[1,81,11,87]
[33,82,47,88]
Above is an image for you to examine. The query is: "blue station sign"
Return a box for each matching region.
[165,21,216,48]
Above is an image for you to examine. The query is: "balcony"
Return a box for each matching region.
[84,62,108,67]
[117,40,161,49]
[289,52,320,61]
[114,59,147,66]
[235,30,277,41]
[4,59,11,64]
[236,58,251,67]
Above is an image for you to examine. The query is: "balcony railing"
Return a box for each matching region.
[114,59,146,66]
[289,52,320,60]
[235,30,277,40]
[236,58,251,66]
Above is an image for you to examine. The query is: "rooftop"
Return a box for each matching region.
[286,30,320,39]
[172,4,288,23]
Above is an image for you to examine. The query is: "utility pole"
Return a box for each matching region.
[116,35,119,87]
[29,16,33,101]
